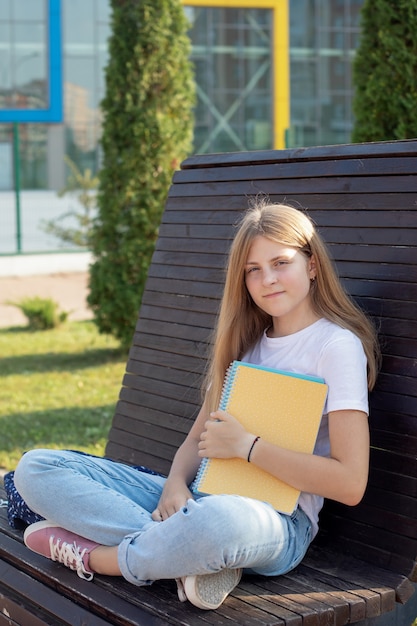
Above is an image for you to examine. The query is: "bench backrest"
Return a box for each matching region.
[105,139,417,585]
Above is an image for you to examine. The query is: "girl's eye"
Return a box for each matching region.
[246,266,259,274]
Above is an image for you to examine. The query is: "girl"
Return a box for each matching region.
[14,201,380,611]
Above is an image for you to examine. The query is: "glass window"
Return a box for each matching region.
[97,0,111,23]
[64,0,95,45]
[0,23,12,91]
[20,123,48,188]
[0,0,49,200]
[0,124,13,191]
[14,23,47,105]
[289,0,316,49]
[289,0,364,147]
[61,0,109,178]
[0,0,11,20]
[0,3,48,110]
[12,0,45,21]
[187,6,273,154]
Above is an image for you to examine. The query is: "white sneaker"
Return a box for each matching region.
[181,568,242,610]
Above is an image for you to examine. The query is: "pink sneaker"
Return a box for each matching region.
[24,520,99,581]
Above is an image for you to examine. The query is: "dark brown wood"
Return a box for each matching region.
[1,138,417,624]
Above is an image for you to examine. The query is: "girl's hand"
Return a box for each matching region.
[151,477,193,522]
[198,410,255,460]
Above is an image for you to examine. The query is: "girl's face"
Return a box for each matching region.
[244,235,318,337]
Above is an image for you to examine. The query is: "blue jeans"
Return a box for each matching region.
[14,449,313,587]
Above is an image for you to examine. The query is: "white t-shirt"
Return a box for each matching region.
[243,317,369,537]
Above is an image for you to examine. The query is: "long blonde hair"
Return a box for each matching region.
[204,201,380,412]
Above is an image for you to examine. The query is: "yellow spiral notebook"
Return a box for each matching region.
[192,361,328,514]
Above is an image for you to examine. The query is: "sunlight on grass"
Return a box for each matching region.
[0,321,126,471]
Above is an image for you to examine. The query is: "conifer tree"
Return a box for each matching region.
[352,0,417,142]
[88,0,194,348]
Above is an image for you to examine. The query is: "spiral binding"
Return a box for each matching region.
[192,361,239,492]
[219,361,238,410]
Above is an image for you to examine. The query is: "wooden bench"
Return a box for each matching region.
[1,139,416,625]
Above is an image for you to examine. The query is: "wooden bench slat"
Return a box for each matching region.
[370,447,416,477]
[0,563,116,626]
[127,345,205,376]
[372,392,417,418]
[165,192,417,212]
[142,289,221,314]
[329,243,417,264]
[326,498,417,542]
[119,387,198,421]
[268,574,381,623]
[115,399,190,432]
[152,249,227,270]
[125,360,202,390]
[303,543,415,603]
[345,279,417,302]
[358,297,417,323]
[362,464,415,493]
[369,411,417,440]
[133,317,213,344]
[160,209,417,234]
[168,176,417,198]
[148,262,224,283]
[371,433,415,460]
[382,336,417,358]
[122,373,200,406]
[173,157,417,185]
[360,495,417,534]
[130,333,210,365]
[370,468,416,498]
[282,566,368,623]
[180,140,417,167]
[238,578,334,626]
[144,276,222,300]
[137,305,216,332]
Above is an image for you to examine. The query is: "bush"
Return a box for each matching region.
[88,0,195,349]
[352,0,417,142]
[9,297,69,330]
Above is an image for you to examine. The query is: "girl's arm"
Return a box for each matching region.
[200,408,370,507]
[248,409,369,505]
[152,399,211,521]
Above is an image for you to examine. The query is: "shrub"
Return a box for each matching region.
[88,0,195,349]
[352,0,417,142]
[9,297,69,330]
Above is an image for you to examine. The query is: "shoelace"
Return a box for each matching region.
[176,578,187,602]
[48,537,93,581]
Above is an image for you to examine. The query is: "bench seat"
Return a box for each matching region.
[1,138,416,625]
[0,492,413,625]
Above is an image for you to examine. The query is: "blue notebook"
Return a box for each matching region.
[192,361,328,514]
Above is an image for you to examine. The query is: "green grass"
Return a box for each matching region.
[0,321,126,472]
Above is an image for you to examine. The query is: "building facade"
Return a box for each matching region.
[0,0,363,252]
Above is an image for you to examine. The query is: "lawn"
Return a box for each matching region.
[0,321,126,472]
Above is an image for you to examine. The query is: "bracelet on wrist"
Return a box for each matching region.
[247,436,260,463]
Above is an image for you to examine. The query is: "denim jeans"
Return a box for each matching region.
[14,449,313,587]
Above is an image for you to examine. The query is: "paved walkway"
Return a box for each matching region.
[0,253,93,328]
[0,272,93,328]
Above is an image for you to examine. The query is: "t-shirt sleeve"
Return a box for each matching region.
[318,331,369,415]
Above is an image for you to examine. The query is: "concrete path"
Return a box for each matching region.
[0,253,93,328]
